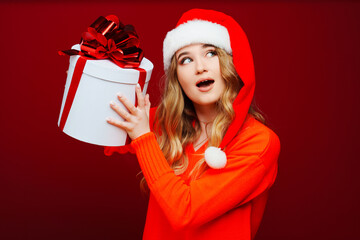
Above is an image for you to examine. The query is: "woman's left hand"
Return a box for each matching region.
[106,84,151,140]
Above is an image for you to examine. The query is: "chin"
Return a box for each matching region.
[194,99,219,107]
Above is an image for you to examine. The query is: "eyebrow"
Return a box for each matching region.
[203,44,215,48]
[176,44,215,60]
[177,51,189,60]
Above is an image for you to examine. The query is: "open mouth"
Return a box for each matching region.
[196,79,215,88]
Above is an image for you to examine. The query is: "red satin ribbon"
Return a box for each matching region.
[59,15,144,68]
[59,56,87,131]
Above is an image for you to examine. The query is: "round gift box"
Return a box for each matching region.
[58,44,153,146]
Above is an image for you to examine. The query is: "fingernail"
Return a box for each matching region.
[106,117,112,122]
[110,101,115,106]
[136,83,141,89]
[117,92,122,97]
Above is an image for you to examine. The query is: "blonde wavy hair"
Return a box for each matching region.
[140,47,264,192]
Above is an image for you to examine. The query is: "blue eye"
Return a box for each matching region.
[206,51,217,57]
[180,57,192,64]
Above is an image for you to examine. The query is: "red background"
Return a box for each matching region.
[1,0,359,239]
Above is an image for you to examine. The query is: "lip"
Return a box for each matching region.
[196,78,215,92]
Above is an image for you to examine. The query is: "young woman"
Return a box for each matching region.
[106,8,280,240]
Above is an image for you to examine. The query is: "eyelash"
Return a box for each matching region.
[207,50,217,57]
[180,57,191,64]
[179,50,217,65]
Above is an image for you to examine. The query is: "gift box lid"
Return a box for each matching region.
[69,44,153,84]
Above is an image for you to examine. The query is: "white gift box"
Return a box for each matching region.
[58,44,153,146]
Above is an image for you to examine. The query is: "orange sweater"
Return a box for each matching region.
[131,115,280,239]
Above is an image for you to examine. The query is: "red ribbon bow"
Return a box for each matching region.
[59,15,144,68]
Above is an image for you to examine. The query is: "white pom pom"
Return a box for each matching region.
[204,147,227,169]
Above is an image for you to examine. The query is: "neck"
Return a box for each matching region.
[193,103,217,124]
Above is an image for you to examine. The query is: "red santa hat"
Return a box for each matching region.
[162,9,256,169]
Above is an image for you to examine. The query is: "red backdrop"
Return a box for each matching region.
[1,1,359,239]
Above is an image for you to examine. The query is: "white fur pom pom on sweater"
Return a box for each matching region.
[204,147,227,169]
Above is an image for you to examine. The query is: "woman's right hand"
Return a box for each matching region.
[106,84,151,140]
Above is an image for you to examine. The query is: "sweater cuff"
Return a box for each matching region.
[131,132,173,184]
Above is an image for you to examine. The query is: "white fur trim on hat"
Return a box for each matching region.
[163,20,232,71]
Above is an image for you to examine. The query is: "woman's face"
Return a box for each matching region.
[175,43,225,109]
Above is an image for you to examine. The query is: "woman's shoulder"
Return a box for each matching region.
[226,114,280,163]
[240,114,279,142]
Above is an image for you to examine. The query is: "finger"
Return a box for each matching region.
[116,93,138,114]
[106,117,133,131]
[136,84,145,109]
[145,94,151,114]
[110,101,133,121]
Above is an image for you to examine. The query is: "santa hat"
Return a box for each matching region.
[163,19,232,70]
[162,9,256,169]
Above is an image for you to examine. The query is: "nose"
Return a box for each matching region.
[195,58,207,74]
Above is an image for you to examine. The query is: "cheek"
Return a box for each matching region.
[219,81,226,95]
[216,75,227,96]
[213,61,222,76]
[177,68,191,88]
[176,67,184,83]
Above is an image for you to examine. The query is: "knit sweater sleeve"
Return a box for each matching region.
[131,122,280,230]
